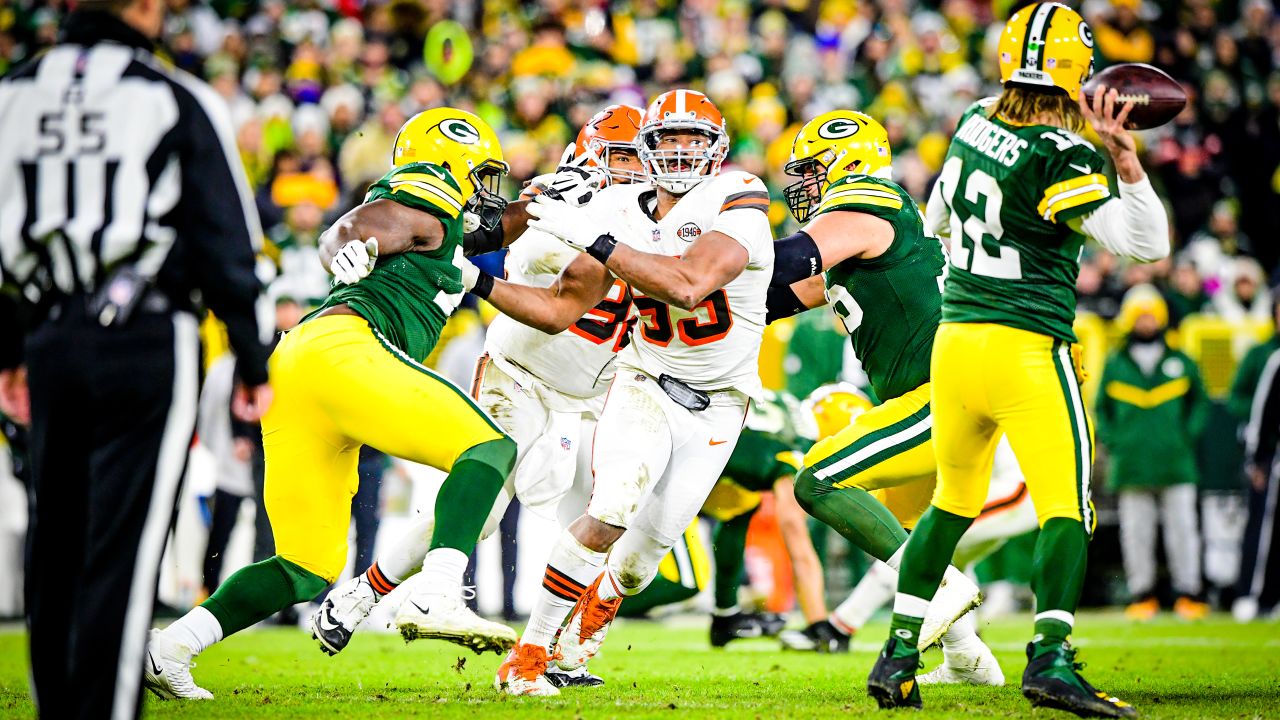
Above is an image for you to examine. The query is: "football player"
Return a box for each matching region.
[464,90,776,696]
[305,106,641,692]
[766,109,1001,681]
[143,109,527,700]
[868,4,1168,716]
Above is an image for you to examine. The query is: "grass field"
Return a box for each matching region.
[1,612,1277,718]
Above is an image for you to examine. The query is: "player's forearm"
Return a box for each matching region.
[1078,175,1170,262]
[605,244,715,311]
[319,200,441,268]
[485,278,585,334]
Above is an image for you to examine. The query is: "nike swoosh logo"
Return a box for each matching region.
[410,600,432,616]
[709,439,729,446]
[147,653,161,676]
[1069,163,1092,175]
[317,609,341,632]
[743,178,753,184]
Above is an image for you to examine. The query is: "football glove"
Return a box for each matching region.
[526,194,597,251]
[330,238,378,285]
[459,255,481,292]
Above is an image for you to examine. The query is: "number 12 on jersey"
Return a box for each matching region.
[936,156,1023,280]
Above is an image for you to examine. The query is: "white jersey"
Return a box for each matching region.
[484,225,631,399]
[586,171,774,397]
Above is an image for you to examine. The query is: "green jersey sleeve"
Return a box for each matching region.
[1036,135,1111,224]
[814,174,906,220]
[365,162,467,221]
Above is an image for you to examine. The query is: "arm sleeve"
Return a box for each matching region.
[770,231,822,286]
[1077,175,1171,263]
[173,80,271,386]
[1244,349,1280,469]
[766,284,809,324]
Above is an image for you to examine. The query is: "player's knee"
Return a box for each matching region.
[793,467,829,515]
[273,555,332,600]
[461,435,518,476]
[573,514,626,553]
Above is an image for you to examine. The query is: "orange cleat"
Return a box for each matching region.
[494,641,561,696]
[555,573,623,670]
[1124,597,1159,622]
[1174,596,1210,621]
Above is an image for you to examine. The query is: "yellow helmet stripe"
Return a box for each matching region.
[391,173,464,203]
[389,184,462,217]
[388,179,463,211]
[1038,173,1109,220]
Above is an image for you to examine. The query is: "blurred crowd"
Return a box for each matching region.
[3,0,1280,619]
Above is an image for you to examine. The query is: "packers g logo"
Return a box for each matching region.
[440,118,480,144]
[1078,21,1094,49]
[818,118,861,140]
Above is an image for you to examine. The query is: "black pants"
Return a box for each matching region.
[352,448,387,571]
[202,489,246,594]
[25,307,199,720]
[1237,468,1280,612]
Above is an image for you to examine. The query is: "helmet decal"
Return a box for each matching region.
[1078,21,1094,48]
[818,118,862,140]
[440,118,480,144]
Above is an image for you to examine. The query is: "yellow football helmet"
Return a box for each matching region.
[997,2,1095,101]
[804,382,875,441]
[784,110,892,223]
[392,108,510,229]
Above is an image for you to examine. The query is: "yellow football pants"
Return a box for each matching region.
[802,383,937,528]
[262,314,505,581]
[930,323,1094,530]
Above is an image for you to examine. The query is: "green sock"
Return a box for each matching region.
[428,437,516,553]
[1032,517,1089,645]
[794,468,908,561]
[895,506,972,600]
[202,556,328,636]
[711,511,754,611]
[886,614,924,656]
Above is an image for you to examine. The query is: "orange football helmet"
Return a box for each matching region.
[575,104,644,184]
[637,89,729,194]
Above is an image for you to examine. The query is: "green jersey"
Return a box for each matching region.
[310,162,467,362]
[817,175,945,401]
[938,99,1112,342]
[722,391,815,493]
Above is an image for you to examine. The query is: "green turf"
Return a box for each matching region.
[1,612,1277,718]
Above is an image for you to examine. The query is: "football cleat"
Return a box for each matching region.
[1022,642,1138,718]
[866,637,923,710]
[142,629,213,700]
[395,589,516,654]
[918,569,982,651]
[555,573,622,669]
[545,664,605,688]
[309,575,379,655]
[919,642,1005,686]
[494,642,562,697]
[778,620,850,653]
[1124,597,1159,622]
[1173,596,1209,621]
[758,612,788,637]
[709,611,768,648]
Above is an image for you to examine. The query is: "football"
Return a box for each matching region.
[1082,63,1187,130]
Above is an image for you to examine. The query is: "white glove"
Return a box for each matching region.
[526,193,599,252]
[462,211,482,233]
[459,255,480,292]
[330,237,378,285]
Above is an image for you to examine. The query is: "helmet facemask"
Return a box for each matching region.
[783,152,834,224]
[464,159,509,231]
[638,125,727,195]
[585,140,646,185]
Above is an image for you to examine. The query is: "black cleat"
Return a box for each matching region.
[545,665,605,688]
[1022,642,1138,718]
[779,620,850,653]
[758,612,788,637]
[867,637,923,709]
[710,611,768,647]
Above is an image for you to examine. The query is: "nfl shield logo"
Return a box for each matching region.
[1047,58,1057,69]
[560,437,572,451]
[652,228,662,243]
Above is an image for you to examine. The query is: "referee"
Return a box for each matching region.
[0,0,272,717]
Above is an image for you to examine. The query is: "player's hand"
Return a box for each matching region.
[1247,463,1268,492]
[331,238,379,285]
[232,382,273,423]
[459,255,481,292]
[526,194,596,251]
[1080,84,1137,156]
[0,366,30,426]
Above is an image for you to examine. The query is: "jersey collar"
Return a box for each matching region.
[60,10,156,53]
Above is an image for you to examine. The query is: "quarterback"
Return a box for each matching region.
[305,106,642,692]
[143,109,523,700]
[466,90,775,696]
[868,3,1169,716]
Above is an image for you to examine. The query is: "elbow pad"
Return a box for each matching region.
[772,231,822,287]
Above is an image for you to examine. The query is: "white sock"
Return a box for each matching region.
[522,531,607,650]
[940,612,984,663]
[713,606,741,617]
[597,567,641,601]
[885,544,906,571]
[374,511,436,583]
[832,561,897,633]
[162,606,223,656]
[418,548,468,596]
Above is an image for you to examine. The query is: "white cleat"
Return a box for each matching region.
[554,574,621,670]
[395,590,516,654]
[309,575,379,655]
[918,643,1006,686]
[918,569,982,651]
[142,629,213,700]
[494,643,562,697]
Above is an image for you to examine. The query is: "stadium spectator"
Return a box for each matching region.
[1095,287,1211,620]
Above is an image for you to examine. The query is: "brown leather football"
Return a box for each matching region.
[1081,63,1187,130]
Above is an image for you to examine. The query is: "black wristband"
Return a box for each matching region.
[471,271,495,300]
[586,233,618,264]
[463,222,505,256]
